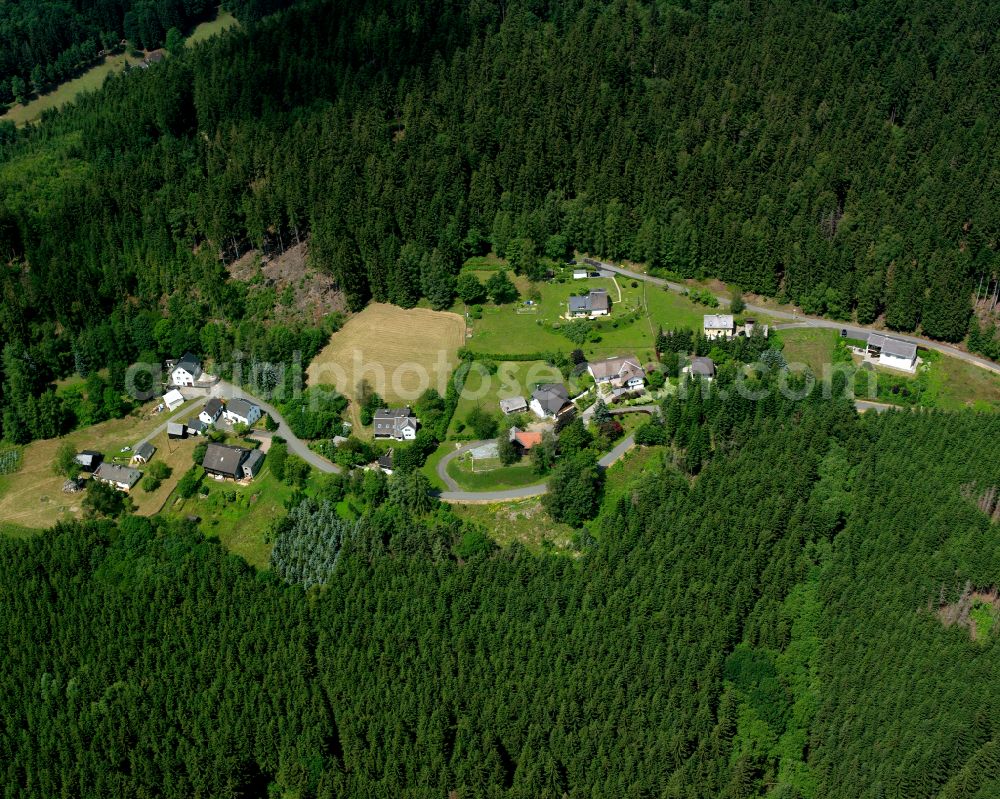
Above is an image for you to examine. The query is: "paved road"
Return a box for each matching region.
[208,381,342,474]
[131,381,342,474]
[596,260,1000,375]
[436,405,660,503]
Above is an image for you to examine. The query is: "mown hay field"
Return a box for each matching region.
[307,303,467,429]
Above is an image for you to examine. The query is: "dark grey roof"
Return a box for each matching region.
[532,383,571,415]
[242,449,265,476]
[373,407,418,437]
[868,333,917,361]
[203,397,223,417]
[186,418,206,432]
[94,463,141,487]
[568,289,610,314]
[226,398,258,419]
[689,357,716,377]
[378,449,394,469]
[202,443,248,476]
[133,442,155,461]
[174,352,201,374]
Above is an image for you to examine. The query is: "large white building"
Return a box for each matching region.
[703,314,735,340]
[866,334,918,372]
[223,398,262,427]
[170,353,202,386]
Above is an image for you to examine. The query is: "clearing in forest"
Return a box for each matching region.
[306,303,466,428]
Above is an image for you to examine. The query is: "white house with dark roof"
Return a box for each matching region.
[703,314,735,340]
[530,384,574,419]
[199,398,224,426]
[682,356,716,381]
[170,353,202,387]
[223,398,262,427]
[866,334,918,372]
[373,407,419,440]
[567,289,610,318]
[588,355,646,396]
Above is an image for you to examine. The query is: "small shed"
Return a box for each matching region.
[74,450,103,472]
[167,422,187,440]
[162,389,185,411]
[131,441,156,464]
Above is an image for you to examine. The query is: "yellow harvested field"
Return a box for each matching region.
[307,303,466,428]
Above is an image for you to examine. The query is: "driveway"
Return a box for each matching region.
[596,260,1000,375]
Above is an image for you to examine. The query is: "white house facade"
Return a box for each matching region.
[703,314,735,340]
[223,398,262,427]
[170,353,202,386]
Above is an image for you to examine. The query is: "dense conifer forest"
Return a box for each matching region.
[1,0,999,439]
[2,2,1000,795]
[3,387,1000,797]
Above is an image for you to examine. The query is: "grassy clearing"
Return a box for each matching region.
[601,446,664,498]
[306,303,466,429]
[0,522,40,539]
[164,465,292,569]
[450,360,561,435]
[1,54,143,126]
[462,265,704,360]
[187,9,239,44]
[970,601,996,641]
[778,329,837,375]
[1,10,236,126]
[923,353,1000,412]
[130,432,199,517]
[420,442,454,491]
[0,398,202,530]
[446,456,541,491]
[449,498,574,552]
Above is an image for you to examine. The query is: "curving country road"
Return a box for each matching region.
[435,406,660,503]
[596,260,1000,375]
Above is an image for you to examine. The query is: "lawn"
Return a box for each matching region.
[187,8,239,44]
[449,498,575,552]
[449,360,562,435]
[446,455,542,491]
[420,441,453,491]
[462,265,705,360]
[130,432,199,517]
[0,398,202,531]
[778,328,837,376]
[923,352,1000,412]
[163,465,293,570]
[306,303,467,429]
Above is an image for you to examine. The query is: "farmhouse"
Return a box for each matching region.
[499,396,528,415]
[199,398,224,425]
[223,398,262,427]
[130,442,156,465]
[567,289,610,318]
[74,450,103,472]
[588,355,646,396]
[683,356,717,380]
[167,422,187,440]
[530,384,574,419]
[93,463,142,492]
[373,407,420,440]
[508,427,542,452]
[170,353,202,387]
[242,449,265,480]
[703,314,735,340]
[866,334,918,372]
[202,443,251,480]
[162,389,185,411]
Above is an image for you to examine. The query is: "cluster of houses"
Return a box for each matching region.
[160,396,263,439]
